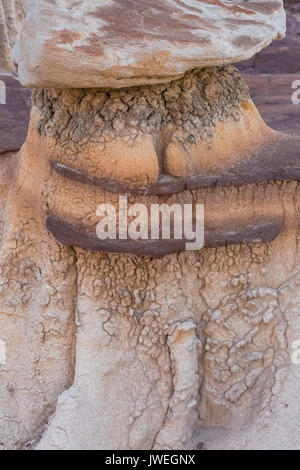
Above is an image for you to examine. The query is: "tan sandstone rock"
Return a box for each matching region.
[17,0,286,88]
[0,0,24,73]
[2,0,300,452]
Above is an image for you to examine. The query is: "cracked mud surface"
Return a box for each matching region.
[33,66,249,152]
[32,65,271,187]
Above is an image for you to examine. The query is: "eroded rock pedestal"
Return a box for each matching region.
[1,60,300,449]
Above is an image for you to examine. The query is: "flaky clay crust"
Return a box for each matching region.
[18,0,286,89]
[32,66,260,186]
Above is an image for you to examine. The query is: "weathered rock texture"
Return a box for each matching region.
[31,66,261,186]
[16,0,286,88]
[2,0,300,452]
[1,60,300,449]
[0,0,24,73]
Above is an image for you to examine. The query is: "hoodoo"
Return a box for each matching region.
[1,0,300,450]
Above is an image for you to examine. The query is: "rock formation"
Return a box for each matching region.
[17,0,285,88]
[1,0,300,450]
[0,0,24,73]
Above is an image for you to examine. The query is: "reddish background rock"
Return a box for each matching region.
[239,4,300,136]
[0,75,31,154]
[238,12,300,74]
[245,74,300,135]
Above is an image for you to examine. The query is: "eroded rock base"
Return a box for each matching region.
[1,65,300,449]
[32,66,272,187]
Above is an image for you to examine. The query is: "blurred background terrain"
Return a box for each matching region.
[238,0,300,134]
